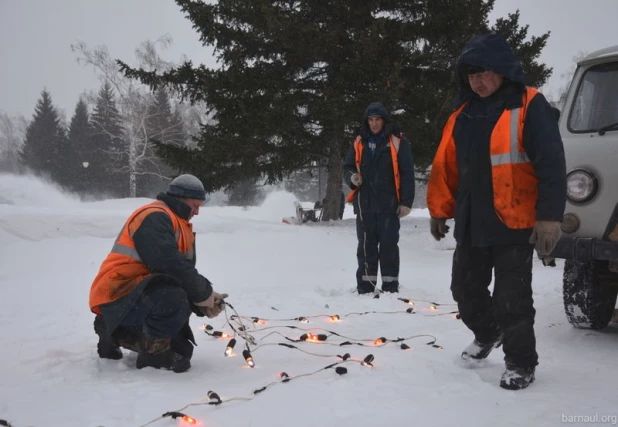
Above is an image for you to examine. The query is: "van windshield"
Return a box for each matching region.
[568,62,618,133]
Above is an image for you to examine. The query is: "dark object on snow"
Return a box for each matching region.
[136,336,191,373]
[500,364,535,390]
[94,314,123,360]
[563,260,618,329]
[461,335,503,362]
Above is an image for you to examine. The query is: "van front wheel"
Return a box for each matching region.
[563,260,618,329]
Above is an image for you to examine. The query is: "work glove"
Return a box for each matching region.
[397,205,411,218]
[351,173,362,187]
[430,218,450,241]
[539,255,557,267]
[194,292,229,318]
[529,221,562,256]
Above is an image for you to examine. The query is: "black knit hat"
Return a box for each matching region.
[166,174,206,200]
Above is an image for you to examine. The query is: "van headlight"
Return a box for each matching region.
[566,169,598,203]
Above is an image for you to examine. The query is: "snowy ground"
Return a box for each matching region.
[1,174,617,427]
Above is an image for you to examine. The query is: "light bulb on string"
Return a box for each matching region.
[361,354,375,368]
[225,338,236,356]
[212,331,231,339]
[243,349,255,368]
[373,337,387,346]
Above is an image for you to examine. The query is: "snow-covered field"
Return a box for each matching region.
[1,174,617,427]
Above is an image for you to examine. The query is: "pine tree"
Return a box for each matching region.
[20,90,70,185]
[66,99,93,195]
[90,81,127,197]
[119,0,551,219]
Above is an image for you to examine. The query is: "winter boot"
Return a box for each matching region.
[117,331,141,353]
[461,334,503,363]
[357,283,376,295]
[381,283,399,293]
[94,315,123,360]
[136,337,191,373]
[500,364,535,390]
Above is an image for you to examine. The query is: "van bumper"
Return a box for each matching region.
[550,237,618,262]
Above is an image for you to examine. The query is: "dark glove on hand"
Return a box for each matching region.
[529,221,562,256]
[430,218,449,241]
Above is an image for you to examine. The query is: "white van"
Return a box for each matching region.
[550,45,618,329]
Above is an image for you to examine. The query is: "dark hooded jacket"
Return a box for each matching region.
[98,192,212,334]
[343,102,415,214]
[448,34,566,246]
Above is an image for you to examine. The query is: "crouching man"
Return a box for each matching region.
[89,174,227,373]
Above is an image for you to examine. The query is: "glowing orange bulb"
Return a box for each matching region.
[330,315,340,322]
[430,305,437,311]
[373,337,386,345]
[181,415,197,424]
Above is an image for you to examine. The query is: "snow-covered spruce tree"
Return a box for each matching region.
[20,90,72,187]
[119,1,551,220]
[66,98,95,196]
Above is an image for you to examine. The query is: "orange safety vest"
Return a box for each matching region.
[346,134,402,203]
[89,200,195,314]
[427,87,539,229]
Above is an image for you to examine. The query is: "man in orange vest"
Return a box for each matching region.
[343,102,415,295]
[89,174,228,373]
[427,34,566,390]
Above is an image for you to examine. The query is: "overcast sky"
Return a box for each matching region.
[1,0,617,119]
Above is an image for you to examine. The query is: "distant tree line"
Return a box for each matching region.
[1,38,209,200]
[2,1,556,211]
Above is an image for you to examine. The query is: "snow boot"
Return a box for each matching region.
[136,337,191,373]
[461,334,503,363]
[357,283,376,295]
[94,315,123,360]
[500,364,535,390]
[381,283,399,293]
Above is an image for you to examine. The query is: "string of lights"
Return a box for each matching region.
[137,356,376,427]
[2,297,460,427]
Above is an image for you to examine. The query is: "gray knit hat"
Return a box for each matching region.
[166,174,206,200]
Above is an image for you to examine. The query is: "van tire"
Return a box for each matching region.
[563,260,618,329]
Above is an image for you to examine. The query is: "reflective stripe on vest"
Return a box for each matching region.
[427,87,539,229]
[346,134,401,203]
[490,107,531,166]
[110,229,192,262]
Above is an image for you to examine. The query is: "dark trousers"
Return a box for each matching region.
[356,213,400,292]
[115,282,194,357]
[451,239,538,368]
